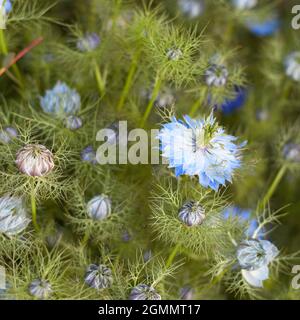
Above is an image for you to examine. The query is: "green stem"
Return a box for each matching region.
[94,60,105,97]
[0,29,8,54]
[165,243,180,269]
[81,230,90,247]
[0,29,24,88]
[30,190,40,232]
[117,51,140,111]
[259,164,287,210]
[190,97,202,117]
[140,75,162,127]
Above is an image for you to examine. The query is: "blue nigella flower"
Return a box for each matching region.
[40,81,81,117]
[223,206,263,238]
[245,15,280,37]
[158,114,246,191]
[220,86,247,114]
[77,33,100,52]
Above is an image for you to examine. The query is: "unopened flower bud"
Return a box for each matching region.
[205,64,229,87]
[16,144,54,177]
[167,48,183,61]
[178,201,206,226]
[87,194,111,220]
[64,115,83,130]
[283,143,300,163]
[81,146,97,164]
[77,33,100,52]
[40,81,81,116]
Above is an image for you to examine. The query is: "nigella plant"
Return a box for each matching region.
[40,81,81,117]
[158,114,246,191]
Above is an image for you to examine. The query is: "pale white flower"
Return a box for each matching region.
[0,196,30,236]
[241,265,269,288]
[237,239,279,288]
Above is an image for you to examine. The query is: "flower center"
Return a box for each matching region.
[191,123,217,152]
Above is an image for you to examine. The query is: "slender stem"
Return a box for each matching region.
[0,29,8,54]
[190,97,202,117]
[94,60,105,97]
[165,243,180,269]
[140,75,162,127]
[30,190,40,232]
[0,29,24,88]
[81,230,90,247]
[117,51,140,111]
[259,165,287,210]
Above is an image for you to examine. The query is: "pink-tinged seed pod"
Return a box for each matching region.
[16,144,55,177]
